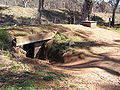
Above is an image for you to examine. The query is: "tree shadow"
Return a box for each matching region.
[0,13,37,26]
[47,29,120,76]
[0,6,8,10]
[0,14,17,26]
[29,24,72,34]
[0,68,66,89]
[91,15,108,26]
[17,17,37,26]
[0,70,40,88]
[18,58,40,65]
[102,84,120,90]
[71,41,108,49]
[0,56,67,89]
[60,9,82,24]
[59,49,120,76]
[43,10,67,24]
[45,38,114,63]
[114,40,120,42]
[43,9,81,24]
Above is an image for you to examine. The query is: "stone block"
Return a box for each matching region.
[81,21,97,28]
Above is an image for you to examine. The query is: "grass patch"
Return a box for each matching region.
[33,67,67,82]
[69,84,77,88]
[115,26,120,30]
[0,64,5,68]
[114,26,120,33]
[10,65,21,70]
[0,72,38,90]
[54,82,60,87]
[3,80,35,90]
[53,33,81,53]
[52,33,69,53]
[0,59,67,90]
[0,27,13,50]
[115,30,120,33]
[54,33,68,42]
[0,26,18,31]
[0,30,10,49]
[43,76,54,81]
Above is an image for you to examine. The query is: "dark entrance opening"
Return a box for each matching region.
[37,43,46,60]
[23,42,46,60]
[23,43,35,58]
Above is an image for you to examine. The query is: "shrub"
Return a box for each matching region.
[0,29,10,50]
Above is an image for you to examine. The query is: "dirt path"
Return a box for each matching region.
[52,25,120,90]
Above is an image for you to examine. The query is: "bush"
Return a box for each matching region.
[0,29,10,50]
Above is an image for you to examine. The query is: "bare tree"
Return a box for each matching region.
[111,0,120,26]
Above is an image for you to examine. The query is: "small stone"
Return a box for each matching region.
[69,40,75,46]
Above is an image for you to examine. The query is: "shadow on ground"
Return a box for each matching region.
[0,60,67,89]
[58,46,120,76]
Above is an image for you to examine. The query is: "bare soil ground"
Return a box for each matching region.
[2,24,120,90]
[51,24,120,90]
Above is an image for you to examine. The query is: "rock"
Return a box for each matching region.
[68,40,75,46]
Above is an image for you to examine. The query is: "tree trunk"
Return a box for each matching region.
[24,1,28,7]
[22,0,28,8]
[81,0,93,21]
[73,15,76,24]
[111,0,120,27]
[42,0,45,9]
[38,0,43,24]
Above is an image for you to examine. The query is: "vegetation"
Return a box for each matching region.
[0,54,68,90]
[115,26,120,33]
[69,84,77,88]
[0,27,11,50]
[110,0,120,26]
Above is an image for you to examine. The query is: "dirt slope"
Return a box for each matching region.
[52,24,120,90]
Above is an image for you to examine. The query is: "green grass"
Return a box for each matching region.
[0,27,12,50]
[52,33,69,52]
[115,26,120,30]
[69,84,77,88]
[0,52,68,90]
[0,70,67,90]
[114,26,120,33]
[33,68,66,81]
[10,66,21,70]
[3,80,35,90]
[54,82,60,87]
[43,76,54,81]
[0,26,18,31]
[0,64,5,68]
[54,33,68,42]
[115,30,120,33]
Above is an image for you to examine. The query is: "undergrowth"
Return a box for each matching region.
[0,28,10,50]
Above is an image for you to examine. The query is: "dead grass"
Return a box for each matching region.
[94,12,120,23]
[0,5,37,18]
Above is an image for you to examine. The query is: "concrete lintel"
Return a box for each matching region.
[14,31,57,46]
